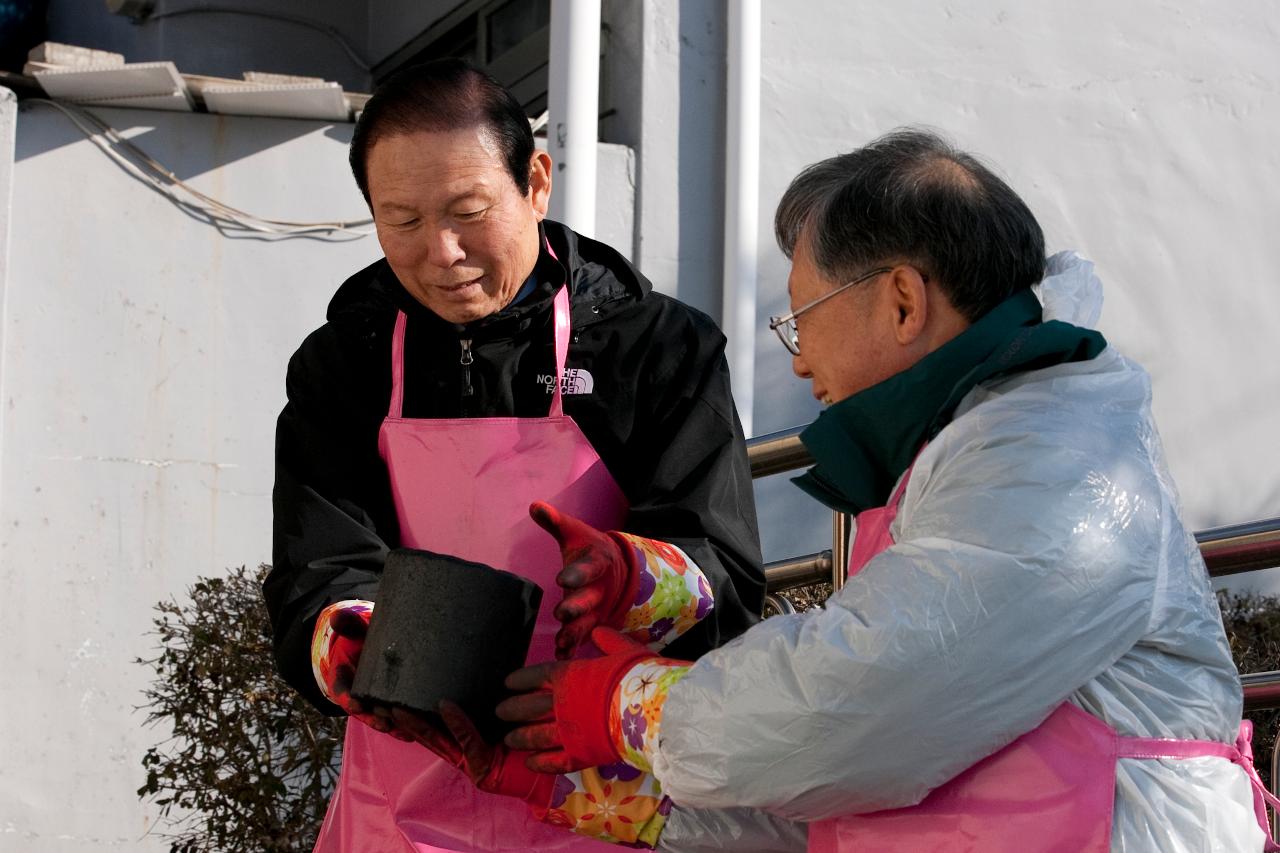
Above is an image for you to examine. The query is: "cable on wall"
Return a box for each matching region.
[26,98,373,240]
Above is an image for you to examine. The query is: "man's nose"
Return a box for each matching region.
[426,229,466,268]
[792,352,813,379]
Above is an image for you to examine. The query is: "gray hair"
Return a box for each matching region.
[775,128,1045,321]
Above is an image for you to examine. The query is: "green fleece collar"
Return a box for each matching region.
[793,288,1106,514]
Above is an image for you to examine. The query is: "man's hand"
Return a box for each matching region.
[391,702,552,802]
[311,601,406,738]
[529,501,640,660]
[497,627,659,773]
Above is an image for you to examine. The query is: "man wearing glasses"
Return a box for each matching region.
[489,129,1270,851]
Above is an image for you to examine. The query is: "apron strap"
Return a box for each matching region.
[539,230,572,418]
[388,310,408,419]
[1116,723,1280,850]
[1235,720,1280,850]
[549,285,570,418]
[387,286,569,420]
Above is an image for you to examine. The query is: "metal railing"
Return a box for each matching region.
[747,426,1280,713]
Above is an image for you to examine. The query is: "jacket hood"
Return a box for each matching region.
[1035,250,1104,329]
[324,220,651,329]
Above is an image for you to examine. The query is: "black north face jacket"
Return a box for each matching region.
[266,220,765,713]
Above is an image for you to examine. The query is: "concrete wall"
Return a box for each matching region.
[602,0,726,320]
[0,89,13,383]
[0,103,380,850]
[744,0,1280,580]
[0,95,633,850]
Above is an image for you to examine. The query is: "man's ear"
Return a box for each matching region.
[889,266,930,346]
[528,150,553,220]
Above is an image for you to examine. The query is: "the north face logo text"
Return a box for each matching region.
[539,368,594,395]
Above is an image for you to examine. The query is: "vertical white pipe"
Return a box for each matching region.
[723,0,761,437]
[548,0,601,237]
[0,89,14,510]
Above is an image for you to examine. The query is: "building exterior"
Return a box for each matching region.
[2,1,1277,848]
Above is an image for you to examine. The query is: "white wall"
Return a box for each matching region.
[603,0,727,320]
[0,96,633,849]
[747,0,1280,582]
[0,103,380,850]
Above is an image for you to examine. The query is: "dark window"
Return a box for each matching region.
[378,0,552,117]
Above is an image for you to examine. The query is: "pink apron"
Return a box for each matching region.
[313,285,629,852]
[809,463,1280,852]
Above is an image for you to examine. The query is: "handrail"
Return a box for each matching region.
[763,522,1280,589]
[1197,520,1280,577]
[746,426,810,478]
[764,551,832,591]
[1242,671,1280,712]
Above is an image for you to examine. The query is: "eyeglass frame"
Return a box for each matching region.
[768,266,894,356]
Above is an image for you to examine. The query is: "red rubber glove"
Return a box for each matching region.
[529,501,641,660]
[497,627,672,774]
[391,702,554,803]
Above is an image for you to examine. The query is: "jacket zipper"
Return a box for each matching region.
[459,338,475,410]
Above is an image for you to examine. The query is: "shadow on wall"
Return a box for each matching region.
[673,0,726,319]
[15,102,342,181]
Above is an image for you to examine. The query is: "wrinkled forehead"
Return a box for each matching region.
[366,126,514,205]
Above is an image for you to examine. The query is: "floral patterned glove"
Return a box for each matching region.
[613,533,714,650]
[539,763,672,848]
[310,600,394,734]
[499,627,689,774]
[530,501,715,660]
[610,655,689,774]
[503,628,689,848]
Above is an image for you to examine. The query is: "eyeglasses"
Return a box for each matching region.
[768,267,892,356]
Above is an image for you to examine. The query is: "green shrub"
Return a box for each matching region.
[1218,588,1280,790]
[136,565,344,852]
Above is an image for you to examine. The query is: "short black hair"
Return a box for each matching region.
[349,59,535,203]
[775,128,1045,321]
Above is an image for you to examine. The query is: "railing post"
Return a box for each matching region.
[832,511,852,592]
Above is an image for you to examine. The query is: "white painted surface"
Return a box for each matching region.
[617,0,727,320]
[749,0,1280,586]
[0,105,380,850]
[591,141,637,261]
[722,0,762,437]
[0,102,631,849]
[547,0,602,237]
[537,137,637,262]
[0,89,15,516]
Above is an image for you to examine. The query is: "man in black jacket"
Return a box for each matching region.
[265,59,768,851]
